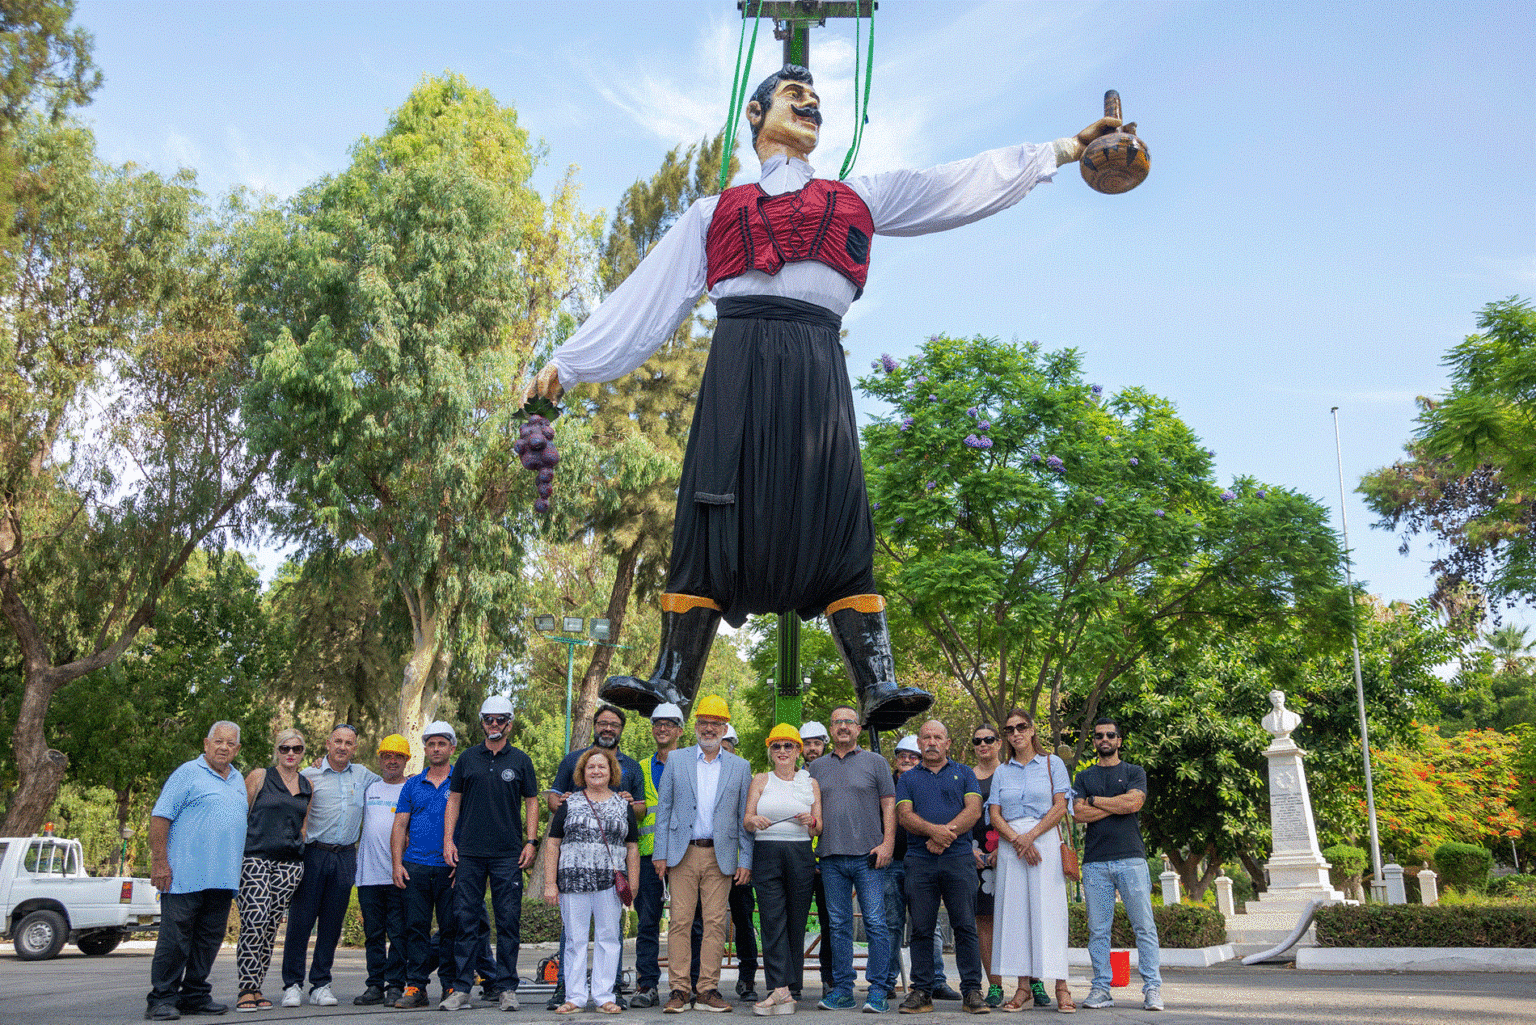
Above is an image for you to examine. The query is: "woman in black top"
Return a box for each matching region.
[234,729,311,1011]
[542,747,639,1015]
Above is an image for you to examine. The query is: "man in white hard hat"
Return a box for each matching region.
[392,721,458,1008]
[798,719,833,998]
[629,702,685,1008]
[440,697,540,1010]
[799,722,829,763]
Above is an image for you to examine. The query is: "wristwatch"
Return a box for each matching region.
[1086,795,1097,808]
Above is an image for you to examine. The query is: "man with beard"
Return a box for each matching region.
[392,722,459,1008]
[441,697,540,1010]
[797,720,833,999]
[544,705,647,1010]
[524,65,1121,733]
[1072,718,1162,1013]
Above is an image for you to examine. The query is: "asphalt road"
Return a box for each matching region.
[3,944,1532,1025]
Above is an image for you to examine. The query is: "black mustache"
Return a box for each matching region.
[791,103,823,126]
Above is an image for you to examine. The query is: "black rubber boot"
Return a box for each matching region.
[826,596,933,731]
[600,596,722,716]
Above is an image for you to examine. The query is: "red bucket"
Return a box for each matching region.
[1110,949,1131,987]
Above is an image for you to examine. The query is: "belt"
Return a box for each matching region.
[689,838,715,848]
[310,841,357,854]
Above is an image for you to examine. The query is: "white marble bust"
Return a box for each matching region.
[1262,689,1302,739]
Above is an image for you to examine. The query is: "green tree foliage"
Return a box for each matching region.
[0,113,267,834]
[545,132,734,751]
[1361,298,1536,613]
[0,0,99,131]
[858,335,1353,755]
[240,74,601,765]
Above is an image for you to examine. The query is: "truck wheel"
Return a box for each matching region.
[14,909,68,960]
[77,931,123,956]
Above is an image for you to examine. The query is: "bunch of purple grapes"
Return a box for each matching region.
[515,414,560,513]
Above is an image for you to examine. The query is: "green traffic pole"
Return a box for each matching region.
[563,640,576,753]
[775,614,802,727]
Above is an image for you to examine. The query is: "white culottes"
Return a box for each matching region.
[990,816,1068,981]
[559,887,625,1007]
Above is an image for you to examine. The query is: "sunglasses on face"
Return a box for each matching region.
[769,742,799,752]
[1094,731,1119,739]
[481,715,511,725]
[972,735,998,746]
[277,745,305,754]
[1002,723,1033,734]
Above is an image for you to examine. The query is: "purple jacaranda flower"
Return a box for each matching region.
[929,394,938,402]
[895,517,906,524]
[1182,561,1190,567]
[964,434,983,448]
[895,448,903,455]
[1094,496,1106,506]
[871,360,881,372]
[1205,448,1215,457]
[1104,436,1113,442]
[1129,457,1139,466]
[967,407,979,418]
[872,502,881,510]
[929,335,939,342]
[978,420,991,431]
[881,353,898,373]
[924,482,937,493]
[1031,454,1043,464]
[978,437,993,449]
[900,416,914,431]
[916,375,928,384]
[1220,490,1235,502]
[1155,509,1165,518]
[1256,490,1267,498]
[1046,455,1064,471]
[1092,384,1104,396]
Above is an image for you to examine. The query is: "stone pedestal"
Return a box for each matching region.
[1418,864,1439,906]
[1222,691,1343,958]
[1383,863,1406,904]
[1214,874,1235,918]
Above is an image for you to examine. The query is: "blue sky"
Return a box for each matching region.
[77,0,1534,620]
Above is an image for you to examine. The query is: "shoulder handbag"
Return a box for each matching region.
[584,792,634,906]
[1049,759,1082,883]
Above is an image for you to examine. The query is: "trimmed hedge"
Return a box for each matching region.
[1434,842,1493,894]
[1315,904,1536,948]
[1067,902,1225,948]
[1488,874,1536,900]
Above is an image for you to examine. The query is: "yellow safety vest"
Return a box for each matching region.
[638,754,660,856]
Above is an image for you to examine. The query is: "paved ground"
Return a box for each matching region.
[4,942,1533,1025]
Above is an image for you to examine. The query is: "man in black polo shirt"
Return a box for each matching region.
[894,720,987,1015]
[441,696,540,1011]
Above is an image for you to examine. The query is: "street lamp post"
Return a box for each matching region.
[534,614,624,754]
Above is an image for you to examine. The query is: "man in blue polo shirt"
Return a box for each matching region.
[391,721,458,1008]
[895,720,988,1015]
[145,721,249,1021]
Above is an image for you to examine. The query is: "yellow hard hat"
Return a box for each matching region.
[378,734,411,757]
[694,694,731,722]
[765,723,802,750]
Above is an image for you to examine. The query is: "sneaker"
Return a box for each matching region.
[1031,982,1051,1008]
[310,985,338,1007]
[1142,988,1163,1012]
[985,985,1003,1008]
[355,985,386,1006]
[898,990,933,1015]
[664,990,693,1013]
[962,990,991,1014]
[932,984,962,1002]
[546,985,567,1012]
[696,990,734,1012]
[1080,989,1113,1009]
[818,991,857,1011]
[500,990,520,1011]
[863,991,890,1014]
[440,989,474,1010]
[280,985,302,1009]
[630,988,659,1008]
[396,987,430,1008]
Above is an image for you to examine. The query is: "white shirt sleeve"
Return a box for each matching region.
[847,142,1061,238]
[549,196,717,387]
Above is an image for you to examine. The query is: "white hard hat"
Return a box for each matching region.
[422,720,457,744]
[651,702,685,723]
[724,725,739,743]
[799,721,829,741]
[895,735,921,755]
[479,695,514,717]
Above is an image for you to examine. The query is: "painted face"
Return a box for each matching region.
[751,77,821,159]
[327,728,358,768]
[424,736,454,766]
[204,728,241,772]
[584,753,612,789]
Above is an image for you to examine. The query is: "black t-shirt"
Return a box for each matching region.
[449,742,539,857]
[1072,761,1149,864]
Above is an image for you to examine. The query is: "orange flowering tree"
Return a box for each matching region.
[1371,724,1525,864]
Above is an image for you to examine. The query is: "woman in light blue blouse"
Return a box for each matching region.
[987,709,1074,1013]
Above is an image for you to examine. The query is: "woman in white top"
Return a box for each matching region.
[988,709,1074,1013]
[744,724,823,1015]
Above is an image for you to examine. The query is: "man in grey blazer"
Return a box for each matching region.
[653,695,754,1012]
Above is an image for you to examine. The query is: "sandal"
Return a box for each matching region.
[555,1002,583,1014]
[599,1002,624,1014]
[1055,984,1076,1014]
[999,988,1030,1013]
[235,993,267,1012]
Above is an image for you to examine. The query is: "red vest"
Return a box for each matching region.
[705,179,875,298]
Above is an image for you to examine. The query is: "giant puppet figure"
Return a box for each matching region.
[524,66,1121,730]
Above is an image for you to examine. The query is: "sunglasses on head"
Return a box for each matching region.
[769,742,799,752]
[1094,730,1119,739]
[1002,723,1033,734]
[972,735,998,746]
[278,744,305,754]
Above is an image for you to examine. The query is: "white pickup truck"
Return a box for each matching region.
[1,834,160,959]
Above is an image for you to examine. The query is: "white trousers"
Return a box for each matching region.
[991,816,1068,981]
[560,887,624,1007]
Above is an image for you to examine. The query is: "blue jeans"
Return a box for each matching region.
[819,854,890,998]
[1083,859,1161,993]
[882,863,946,993]
[453,855,523,993]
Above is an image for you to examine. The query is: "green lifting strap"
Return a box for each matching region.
[837,0,876,180]
[720,0,768,192]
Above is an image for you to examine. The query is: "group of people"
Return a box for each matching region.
[144,699,1164,1020]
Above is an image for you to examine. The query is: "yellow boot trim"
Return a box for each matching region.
[825,593,886,616]
[659,593,723,614]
